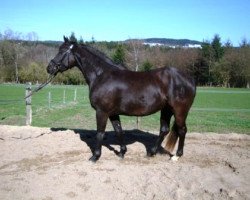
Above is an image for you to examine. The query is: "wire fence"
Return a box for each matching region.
[0,99,23,105]
[0,83,89,126]
[0,84,249,132]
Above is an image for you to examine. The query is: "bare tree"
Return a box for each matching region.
[25,31,39,41]
[126,39,145,129]
[126,39,144,71]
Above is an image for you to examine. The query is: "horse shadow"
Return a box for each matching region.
[50,128,171,157]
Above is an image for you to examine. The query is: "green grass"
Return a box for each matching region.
[0,84,250,134]
[189,87,250,133]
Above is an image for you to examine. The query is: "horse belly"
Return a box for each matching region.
[120,92,165,116]
[91,77,166,116]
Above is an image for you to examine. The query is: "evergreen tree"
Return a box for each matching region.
[211,34,224,61]
[91,36,96,44]
[140,60,153,71]
[112,44,125,65]
[79,36,84,45]
[201,41,213,85]
[69,32,77,43]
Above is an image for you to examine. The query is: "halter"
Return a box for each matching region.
[50,44,74,75]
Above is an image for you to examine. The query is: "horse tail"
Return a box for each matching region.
[165,130,178,152]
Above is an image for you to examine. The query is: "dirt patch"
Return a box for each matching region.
[0,125,249,200]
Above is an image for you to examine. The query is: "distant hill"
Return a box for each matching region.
[126,38,203,48]
[2,37,203,48]
[8,37,203,48]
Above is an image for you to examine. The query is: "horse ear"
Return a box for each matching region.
[63,36,69,43]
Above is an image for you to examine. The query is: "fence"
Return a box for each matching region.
[25,83,32,125]
[0,83,83,127]
[0,84,249,133]
[0,82,141,129]
[25,82,80,125]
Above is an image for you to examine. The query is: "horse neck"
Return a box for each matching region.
[81,44,127,70]
[74,51,97,87]
[74,44,128,87]
[74,46,111,88]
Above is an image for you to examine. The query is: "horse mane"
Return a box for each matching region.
[79,43,128,70]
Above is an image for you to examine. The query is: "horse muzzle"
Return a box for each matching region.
[47,61,59,75]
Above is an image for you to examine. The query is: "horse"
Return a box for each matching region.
[47,36,196,162]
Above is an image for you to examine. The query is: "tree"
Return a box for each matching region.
[91,36,96,44]
[79,36,84,45]
[112,44,125,65]
[1,28,250,87]
[240,37,250,48]
[211,34,224,61]
[0,29,25,83]
[25,31,39,41]
[126,39,144,71]
[19,62,47,83]
[0,40,17,82]
[238,41,250,88]
[200,35,225,86]
[224,39,233,48]
[200,41,213,85]
[212,58,232,87]
[140,60,153,71]
[69,32,77,42]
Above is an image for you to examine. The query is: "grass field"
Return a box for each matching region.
[0,84,249,134]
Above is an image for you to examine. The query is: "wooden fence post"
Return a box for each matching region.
[74,88,77,102]
[25,82,32,126]
[63,90,66,104]
[48,92,51,109]
[136,116,140,130]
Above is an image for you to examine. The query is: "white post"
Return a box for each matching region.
[63,90,66,104]
[136,116,140,130]
[48,92,51,109]
[25,82,32,126]
[74,88,77,102]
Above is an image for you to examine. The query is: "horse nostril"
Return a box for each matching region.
[47,66,51,73]
[47,64,53,74]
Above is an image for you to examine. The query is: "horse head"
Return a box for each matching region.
[47,36,77,75]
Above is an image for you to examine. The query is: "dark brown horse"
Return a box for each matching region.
[47,37,196,162]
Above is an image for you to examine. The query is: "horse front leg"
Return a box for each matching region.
[89,110,108,162]
[109,115,127,158]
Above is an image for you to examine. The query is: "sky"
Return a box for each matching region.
[0,0,249,45]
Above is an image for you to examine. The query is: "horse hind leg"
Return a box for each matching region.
[166,109,188,161]
[165,123,179,154]
[109,115,127,158]
[148,107,173,157]
[170,122,187,162]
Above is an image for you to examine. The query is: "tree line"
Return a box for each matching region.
[0,30,249,88]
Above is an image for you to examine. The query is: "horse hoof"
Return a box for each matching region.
[118,153,125,159]
[171,155,179,162]
[147,151,156,157]
[89,155,99,163]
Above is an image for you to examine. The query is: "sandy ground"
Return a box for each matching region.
[0,125,249,200]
